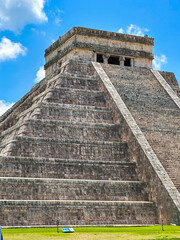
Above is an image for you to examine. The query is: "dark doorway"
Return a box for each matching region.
[108,56,120,65]
[124,58,131,66]
[97,54,104,63]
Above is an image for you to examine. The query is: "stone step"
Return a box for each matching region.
[62,60,96,76]
[20,119,121,141]
[0,137,129,161]
[17,102,113,124]
[47,74,99,91]
[33,88,106,107]
[166,173,180,191]
[113,85,177,111]
[23,73,99,110]
[0,108,115,145]
[103,64,152,81]
[0,119,120,146]
[0,177,148,201]
[0,157,136,180]
[104,65,179,111]
[103,64,180,195]
[0,123,25,147]
[0,200,157,226]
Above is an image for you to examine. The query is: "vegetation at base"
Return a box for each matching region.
[2,225,180,240]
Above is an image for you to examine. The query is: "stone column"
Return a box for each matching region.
[93,51,96,62]
[119,56,125,66]
[131,58,134,67]
[104,53,110,64]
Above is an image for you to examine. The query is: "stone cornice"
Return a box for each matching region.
[45,27,154,57]
[44,41,154,70]
[44,44,74,69]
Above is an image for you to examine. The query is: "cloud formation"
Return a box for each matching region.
[0,37,27,62]
[0,100,14,116]
[153,54,168,70]
[0,0,48,33]
[118,25,167,70]
[50,7,62,27]
[118,28,124,34]
[35,66,45,83]
[118,24,149,36]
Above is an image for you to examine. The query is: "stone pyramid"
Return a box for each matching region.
[0,27,179,227]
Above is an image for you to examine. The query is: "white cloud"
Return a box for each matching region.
[0,100,14,116]
[54,17,61,26]
[153,54,168,70]
[118,28,124,34]
[127,24,149,36]
[0,0,48,33]
[117,25,167,70]
[35,66,45,83]
[50,7,62,26]
[0,37,27,62]
[118,24,149,37]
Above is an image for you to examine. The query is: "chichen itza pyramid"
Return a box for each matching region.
[0,27,180,227]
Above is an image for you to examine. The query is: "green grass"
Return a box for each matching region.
[2,225,180,240]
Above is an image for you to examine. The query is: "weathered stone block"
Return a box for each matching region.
[21,119,121,141]
[31,103,113,123]
[48,75,99,91]
[1,137,129,161]
[0,157,137,180]
[0,178,148,201]
[35,88,106,107]
[0,200,157,226]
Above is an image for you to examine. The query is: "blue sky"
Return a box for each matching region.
[0,0,180,115]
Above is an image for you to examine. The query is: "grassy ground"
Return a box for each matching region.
[2,225,180,240]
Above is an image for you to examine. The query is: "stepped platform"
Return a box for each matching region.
[0,61,157,226]
[1,25,180,225]
[0,57,179,225]
[33,88,106,107]
[21,120,121,141]
[18,102,114,124]
[0,156,137,180]
[0,200,157,226]
[0,136,129,160]
[0,177,148,201]
[0,120,121,147]
[47,74,100,91]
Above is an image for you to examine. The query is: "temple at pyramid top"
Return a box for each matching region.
[44,27,154,76]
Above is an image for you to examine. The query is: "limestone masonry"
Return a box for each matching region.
[0,27,180,227]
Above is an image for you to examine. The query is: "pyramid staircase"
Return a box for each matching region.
[102,64,180,192]
[0,61,157,226]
